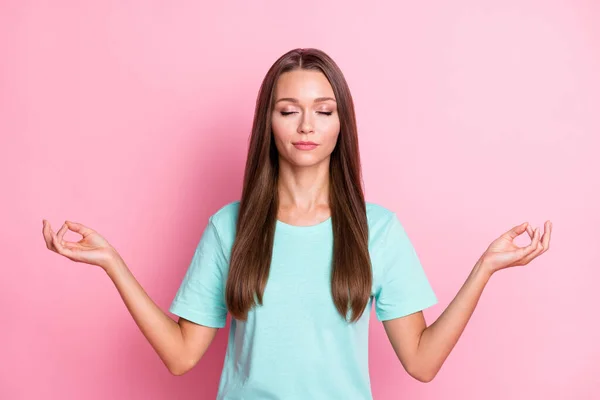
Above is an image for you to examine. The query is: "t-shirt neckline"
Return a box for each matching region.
[275,216,332,235]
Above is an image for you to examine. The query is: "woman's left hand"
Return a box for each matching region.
[479,221,552,276]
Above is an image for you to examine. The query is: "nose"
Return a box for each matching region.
[298,113,314,134]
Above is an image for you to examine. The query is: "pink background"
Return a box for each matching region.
[2,1,598,399]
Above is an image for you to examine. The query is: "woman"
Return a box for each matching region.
[42,48,552,399]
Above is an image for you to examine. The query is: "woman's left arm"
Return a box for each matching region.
[383,221,552,383]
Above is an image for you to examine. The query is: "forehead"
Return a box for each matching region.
[274,69,335,100]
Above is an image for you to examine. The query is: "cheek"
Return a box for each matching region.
[322,121,340,147]
[271,116,294,140]
[270,119,290,153]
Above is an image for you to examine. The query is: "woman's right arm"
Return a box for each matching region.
[42,219,218,376]
[105,257,218,375]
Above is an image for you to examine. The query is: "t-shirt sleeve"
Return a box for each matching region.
[168,216,228,328]
[373,213,438,321]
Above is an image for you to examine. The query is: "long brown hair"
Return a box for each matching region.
[225,48,371,323]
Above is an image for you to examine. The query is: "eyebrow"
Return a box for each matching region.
[275,97,336,104]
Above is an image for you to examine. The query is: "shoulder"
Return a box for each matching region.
[207,200,240,251]
[365,201,408,249]
[210,200,240,225]
[366,201,399,231]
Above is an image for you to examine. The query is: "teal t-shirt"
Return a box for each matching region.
[169,200,437,399]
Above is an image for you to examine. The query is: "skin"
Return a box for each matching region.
[384,221,551,382]
[41,69,553,381]
[271,69,339,225]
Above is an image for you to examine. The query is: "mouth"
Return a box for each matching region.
[292,141,318,145]
[292,141,319,150]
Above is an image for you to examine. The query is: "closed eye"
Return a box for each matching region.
[280,111,333,116]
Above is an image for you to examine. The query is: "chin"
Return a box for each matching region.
[283,154,329,168]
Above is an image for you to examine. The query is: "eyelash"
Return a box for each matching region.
[280,111,333,116]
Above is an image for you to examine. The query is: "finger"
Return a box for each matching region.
[540,220,552,254]
[526,225,534,238]
[42,220,53,249]
[45,221,59,252]
[520,233,546,264]
[56,222,69,246]
[504,222,529,240]
[536,221,551,257]
[515,227,540,260]
[51,228,77,260]
[530,227,542,253]
[65,221,94,237]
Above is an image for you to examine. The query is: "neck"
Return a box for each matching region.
[277,157,330,213]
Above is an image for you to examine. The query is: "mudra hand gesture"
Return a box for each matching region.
[41,220,120,271]
[479,221,552,275]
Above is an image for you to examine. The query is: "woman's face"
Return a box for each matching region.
[271,69,340,167]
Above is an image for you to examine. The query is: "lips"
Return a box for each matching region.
[293,142,319,151]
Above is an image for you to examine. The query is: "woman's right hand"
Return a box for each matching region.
[42,219,121,272]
